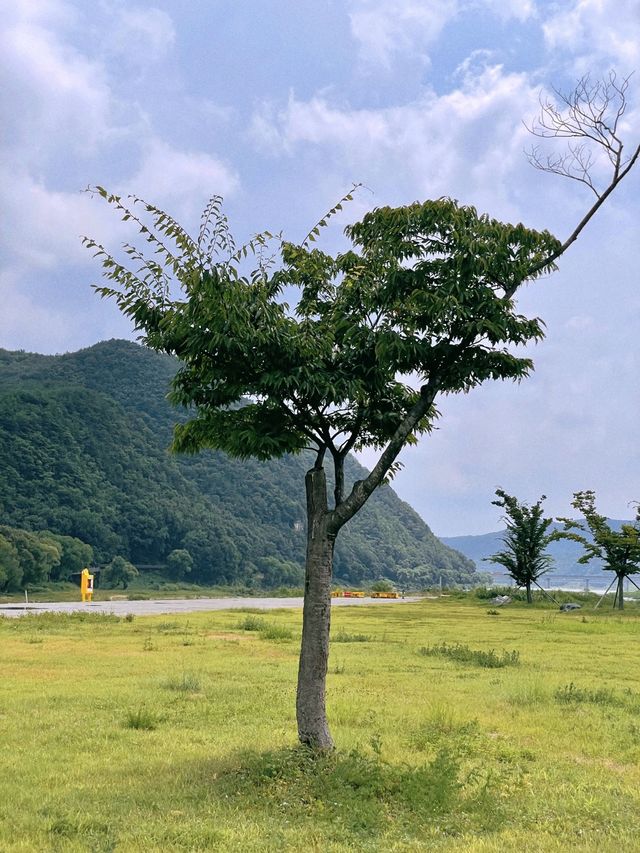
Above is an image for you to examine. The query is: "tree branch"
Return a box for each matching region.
[328,380,438,533]
[526,143,640,279]
[523,72,640,280]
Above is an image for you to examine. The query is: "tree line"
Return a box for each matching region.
[0,344,478,591]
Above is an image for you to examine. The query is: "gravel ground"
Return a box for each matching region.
[0,595,418,618]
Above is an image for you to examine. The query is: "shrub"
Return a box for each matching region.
[554,682,623,707]
[259,624,292,641]
[237,615,267,631]
[419,642,520,668]
[163,671,202,692]
[124,707,157,730]
[333,630,371,642]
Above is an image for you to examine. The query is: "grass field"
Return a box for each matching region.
[1,597,639,852]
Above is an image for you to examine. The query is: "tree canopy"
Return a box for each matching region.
[557,490,640,609]
[86,194,560,507]
[485,489,555,602]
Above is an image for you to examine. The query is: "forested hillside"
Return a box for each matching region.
[0,340,478,588]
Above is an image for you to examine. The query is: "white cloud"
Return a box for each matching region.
[479,0,535,22]
[0,5,113,159]
[0,269,70,352]
[348,0,459,67]
[347,0,537,69]
[105,5,176,62]
[251,62,538,219]
[0,165,131,270]
[124,139,239,224]
[543,0,640,70]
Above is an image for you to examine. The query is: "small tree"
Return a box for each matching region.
[0,526,61,586]
[47,534,94,582]
[102,556,139,590]
[0,533,21,592]
[84,75,638,749]
[485,489,555,603]
[556,491,640,610]
[166,548,193,581]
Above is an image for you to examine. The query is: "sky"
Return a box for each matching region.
[1,0,639,536]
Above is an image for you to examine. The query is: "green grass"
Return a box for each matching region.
[1,598,639,851]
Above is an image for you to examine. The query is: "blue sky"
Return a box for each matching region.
[2,0,639,535]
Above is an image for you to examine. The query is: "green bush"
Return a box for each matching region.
[124,707,157,730]
[554,682,624,708]
[238,615,267,631]
[259,624,292,641]
[419,642,520,668]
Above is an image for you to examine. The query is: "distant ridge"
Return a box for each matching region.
[0,339,478,588]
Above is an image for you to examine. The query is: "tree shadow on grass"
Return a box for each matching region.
[39,745,505,851]
[207,743,506,844]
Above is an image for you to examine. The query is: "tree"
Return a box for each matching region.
[102,555,138,589]
[45,534,93,582]
[166,548,193,581]
[485,490,555,603]
[0,533,21,591]
[0,526,61,587]
[85,75,638,749]
[556,491,640,610]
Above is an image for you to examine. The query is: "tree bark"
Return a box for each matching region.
[525,580,532,604]
[616,574,625,610]
[296,466,335,750]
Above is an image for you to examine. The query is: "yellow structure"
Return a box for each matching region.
[80,568,94,603]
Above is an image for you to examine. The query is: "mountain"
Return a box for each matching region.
[0,339,477,588]
[442,520,632,578]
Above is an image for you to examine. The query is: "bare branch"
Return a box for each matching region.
[525,72,636,195]
[524,71,640,279]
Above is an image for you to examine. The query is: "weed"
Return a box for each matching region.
[507,681,548,708]
[410,705,480,752]
[163,671,202,692]
[554,682,623,708]
[237,614,291,639]
[419,642,520,668]
[332,660,346,674]
[238,615,267,631]
[155,621,182,633]
[333,630,371,642]
[124,613,135,623]
[259,624,292,641]
[143,637,157,652]
[124,707,157,730]
[487,609,500,616]
[369,733,383,756]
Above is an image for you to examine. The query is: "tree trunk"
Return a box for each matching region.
[525,580,532,604]
[616,574,625,610]
[296,466,335,750]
